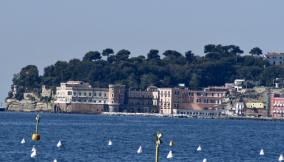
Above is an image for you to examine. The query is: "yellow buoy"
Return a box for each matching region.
[32,133,40,141]
[32,113,40,141]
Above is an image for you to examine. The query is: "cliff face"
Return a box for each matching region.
[6,99,53,112]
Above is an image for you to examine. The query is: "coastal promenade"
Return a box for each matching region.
[102,112,284,121]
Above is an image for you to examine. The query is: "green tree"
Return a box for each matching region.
[102,48,114,58]
[116,49,131,61]
[83,51,101,62]
[147,49,160,61]
[249,47,262,56]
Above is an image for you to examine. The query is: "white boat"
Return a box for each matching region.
[53,159,58,162]
[21,138,25,144]
[137,146,142,154]
[203,158,207,162]
[279,154,284,161]
[108,140,112,146]
[197,145,202,151]
[57,140,62,148]
[259,149,264,156]
[167,150,173,159]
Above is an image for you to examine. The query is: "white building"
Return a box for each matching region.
[55,81,106,113]
[264,52,284,65]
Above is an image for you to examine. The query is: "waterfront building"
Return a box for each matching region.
[55,81,105,113]
[157,86,230,116]
[245,101,267,117]
[270,93,284,118]
[234,102,245,116]
[158,87,190,115]
[264,52,284,65]
[127,90,156,113]
[54,81,157,113]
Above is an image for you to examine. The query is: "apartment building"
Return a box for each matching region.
[270,93,284,118]
[264,52,284,65]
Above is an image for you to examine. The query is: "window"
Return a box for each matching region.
[84,92,87,96]
[99,93,101,96]
[74,92,77,96]
[68,91,72,95]
[79,92,81,96]
[89,93,92,96]
[94,93,96,96]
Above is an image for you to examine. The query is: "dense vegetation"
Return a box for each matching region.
[9,44,284,100]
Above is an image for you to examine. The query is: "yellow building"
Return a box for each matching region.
[245,102,265,109]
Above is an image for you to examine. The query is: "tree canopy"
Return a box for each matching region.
[10,44,279,99]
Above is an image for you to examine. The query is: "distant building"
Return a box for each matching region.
[270,93,284,118]
[157,86,230,117]
[54,81,157,113]
[245,101,267,117]
[55,81,106,113]
[264,52,284,65]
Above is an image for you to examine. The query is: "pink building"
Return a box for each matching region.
[270,93,284,118]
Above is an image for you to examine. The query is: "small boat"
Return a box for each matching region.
[137,146,142,154]
[259,149,264,156]
[57,140,62,148]
[53,159,58,162]
[197,145,202,151]
[279,154,284,161]
[21,138,25,144]
[203,158,207,162]
[31,150,37,158]
[167,150,173,159]
[108,140,112,146]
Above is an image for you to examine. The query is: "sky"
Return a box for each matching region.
[0,0,284,103]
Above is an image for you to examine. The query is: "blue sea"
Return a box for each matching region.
[0,112,284,162]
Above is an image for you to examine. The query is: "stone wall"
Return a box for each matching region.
[6,99,53,112]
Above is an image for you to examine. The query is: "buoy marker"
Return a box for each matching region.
[197,145,202,151]
[57,140,62,148]
[279,154,284,161]
[259,149,264,156]
[167,150,173,159]
[108,140,112,146]
[21,138,25,144]
[137,145,142,154]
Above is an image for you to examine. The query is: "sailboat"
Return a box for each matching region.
[197,145,202,151]
[57,140,62,148]
[203,158,207,162]
[108,140,112,146]
[167,150,173,159]
[279,154,284,161]
[259,149,264,156]
[21,138,25,144]
[137,146,142,154]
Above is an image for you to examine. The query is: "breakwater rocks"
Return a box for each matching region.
[6,99,53,112]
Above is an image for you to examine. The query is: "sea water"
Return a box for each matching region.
[0,112,283,162]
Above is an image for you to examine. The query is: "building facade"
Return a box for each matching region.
[264,52,284,65]
[55,81,157,113]
[270,93,284,118]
